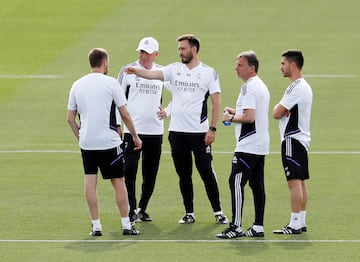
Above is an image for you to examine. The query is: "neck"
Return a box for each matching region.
[185,56,200,70]
[91,67,104,74]
[290,71,302,82]
[140,62,153,70]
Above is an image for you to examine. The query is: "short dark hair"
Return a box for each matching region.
[177,34,200,53]
[282,49,304,69]
[88,48,108,68]
[237,50,259,73]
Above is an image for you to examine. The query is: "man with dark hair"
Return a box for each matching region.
[273,49,313,234]
[216,51,270,239]
[125,34,228,225]
[67,48,141,236]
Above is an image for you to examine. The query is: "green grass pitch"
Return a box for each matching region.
[0,0,359,261]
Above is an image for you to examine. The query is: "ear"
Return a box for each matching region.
[102,59,109,68]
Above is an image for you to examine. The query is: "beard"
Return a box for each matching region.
[180,52,193,64]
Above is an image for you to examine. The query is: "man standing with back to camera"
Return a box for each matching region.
[273,49,312,234]
[216,51,270,239]
[126,34,228,225]
[118,37,168,223]
[67,48,141,236]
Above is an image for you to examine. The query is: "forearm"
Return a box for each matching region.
[232,109,255,123]
[273,103,288,119]
[131,68,164,81]
[67,110,79,140]
[210,93,221,127]
[119,107,138,138]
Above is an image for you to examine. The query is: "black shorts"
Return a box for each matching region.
[281,137,309,181]
[81,145,124,179]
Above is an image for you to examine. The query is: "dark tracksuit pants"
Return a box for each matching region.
[229,152,266,228]
[168,131,222,214]
[123,133,162,213]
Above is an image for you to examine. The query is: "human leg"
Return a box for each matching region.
[248,156,266,227]
[123,133,141,218]
[84,174,99,220]
[97,146,139,235]
[138,135,162,213]
[300,180,308,230]
[191,134,222,213]
[169,132,194,214]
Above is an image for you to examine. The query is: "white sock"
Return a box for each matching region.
[252,225,264,233]
[187,212,195,218]
[289,212,301,229]
[214,211,224,216]
[92,219,101,230]
[121,217,131,230]
[300,210,307,227]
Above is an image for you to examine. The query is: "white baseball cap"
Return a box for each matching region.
[136,37,159,54]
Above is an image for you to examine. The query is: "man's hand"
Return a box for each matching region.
[125,67,136,74]
[157,106,167,120]
[205,129,215,145]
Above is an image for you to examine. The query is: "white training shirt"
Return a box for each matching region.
[161,62,221,133]
[118,61,165,135]
[278,78,313,149]
[234,76,270,155]
[67,73,126,150]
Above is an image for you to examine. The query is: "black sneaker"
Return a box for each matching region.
[215,213,228,224]
[138,210,152,222]
[89,225,102,236]
[123,226,140,235]
[301,226,307,232]
[129,211,139,223]
[273,225,301,234]
[178,214,195,224]
[215,225,242,239]
[243,226,264,237]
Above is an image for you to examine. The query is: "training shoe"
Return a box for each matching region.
[301,226,307,232]
[215,213,229,224]
[89,225,102,236]
[273,225,302,234]
[178,214,195,224]
[123,226,140,235]
[129,210,139,224]
[215,225,242,239]
[138,210,152,222]
[243,226,264,237]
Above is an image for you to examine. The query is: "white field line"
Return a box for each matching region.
[0,150,359,155]
[303,74,356,78]
[0,239,359,243]
[0,75,63,79]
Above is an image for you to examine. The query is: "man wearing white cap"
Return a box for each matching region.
[118,37,168,223]
[125,34,228,225]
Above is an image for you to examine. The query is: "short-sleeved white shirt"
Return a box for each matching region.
[278,78,313,149]
[118,61,165,135]
[161,62,221,133]
[67,73,126,150]
[234,76,270,155]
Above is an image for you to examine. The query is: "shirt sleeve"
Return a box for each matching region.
[280,86,303,110]
[242,83,256,110]
[112,79,127,108]
[208,68,221,94]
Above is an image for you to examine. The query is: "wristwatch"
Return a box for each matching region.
[209,126,217,132]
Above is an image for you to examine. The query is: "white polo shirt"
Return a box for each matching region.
[234,76,270,155]
[118,61,165,135]
[161,62,221,133]
[67,73,126,150]
[278,78,313,149]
